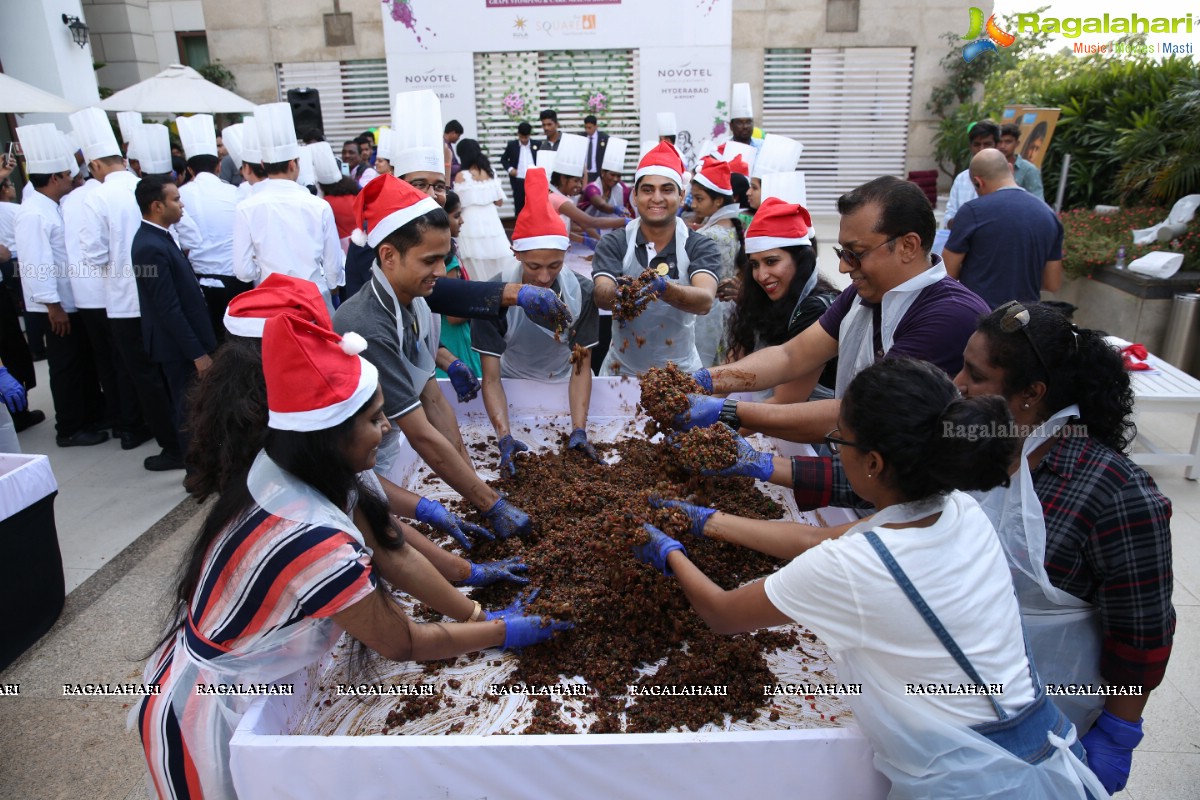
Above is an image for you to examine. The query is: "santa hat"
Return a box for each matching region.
[726,154,750,178]
[350,174,440,248]
[744,197,812,254]
[512,167,568,252]
[635,140,685,189]
[262,314,379,432]
[693,156,732,196]
[223,273,333,338]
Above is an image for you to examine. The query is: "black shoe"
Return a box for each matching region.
[144,450,185,471]
[120,428,155,450]
[56,429,110,447]
[12,409,46,433]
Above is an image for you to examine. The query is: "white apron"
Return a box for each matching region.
[601,217,701,376]
[498,262,582,383]
[834,264,946,398]
[135,452,369,800]
[974,405,1105,733]
[369,265,439,474]
[838,495,1106,799]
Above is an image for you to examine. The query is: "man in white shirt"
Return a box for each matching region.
[14,124,107,447]
[73,108,181,467]
[177,114,247,345]
[943,120,1000,229]
[232,103,344,310]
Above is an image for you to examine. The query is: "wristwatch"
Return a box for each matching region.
[718,398,741,429]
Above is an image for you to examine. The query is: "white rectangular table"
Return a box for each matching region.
[1111,337,1200,480]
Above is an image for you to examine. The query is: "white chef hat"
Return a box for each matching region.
[751,133,803,180]
[241,117,262,166]
[61,131,80,179]
[253,102,300,164]
[70,107,121,162]
[390,90,444,177]
[374,128,396,164]
[137,124,173,175]
[176,114,217,159]
[656,112,678,138]
[730,83,753,120]
[760,171,808,208]
[116,111,143,145]
[221,123,244,169]
[535,148,557,176]
[16,124,73,175]
[308,141,341,185]
[552,133,588,179]
[600,136,628,174]
[296,144,316,187]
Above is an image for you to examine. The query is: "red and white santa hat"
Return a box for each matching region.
[262,314,379,432]
[223,273,333,338]
[744,197,812,254]
[634,140,685,190]
[349,173,441,249]
[512,167,568,252]
[693,156,733,196]
[726,154,750,178]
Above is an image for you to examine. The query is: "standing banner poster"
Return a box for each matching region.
[1016,107,1060,169]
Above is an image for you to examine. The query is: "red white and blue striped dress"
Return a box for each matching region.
[137,504,376,800]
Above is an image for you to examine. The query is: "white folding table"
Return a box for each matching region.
[1111,337,1200,480]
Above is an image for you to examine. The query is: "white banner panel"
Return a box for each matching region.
[385,51,479,135]
[638,47,732,172]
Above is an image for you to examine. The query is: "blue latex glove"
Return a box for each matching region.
[462,556,530,587]
[0,367,27,413]
[446,359,480,403]
[497,434,530,476]
[672,394,724,431]
[1081,709,1143,794]
[414,496,494,550]
[502,614,573,650]
[483,496,532,538]
[516,284,572,331]
[642,274,668,298]
[691,368,713,394]
[484,588,540,621]
[706,433,775,481]
[630,523,687,576]
[566,427,604,463]
[649,495,715,538]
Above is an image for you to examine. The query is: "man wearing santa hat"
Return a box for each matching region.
[232,103,344,311]
[334,175,534,538]
[591,141,721,376]
[471,166,602,472]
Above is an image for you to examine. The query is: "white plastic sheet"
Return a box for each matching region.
[0,454,57,521]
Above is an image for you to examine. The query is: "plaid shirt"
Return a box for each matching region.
[792,434,1175,690]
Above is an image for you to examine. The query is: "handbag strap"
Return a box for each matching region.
[864,530,1007,720]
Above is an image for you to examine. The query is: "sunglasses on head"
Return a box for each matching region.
[996,300,1052,378]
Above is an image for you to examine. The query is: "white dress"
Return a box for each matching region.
[455,171,515,281]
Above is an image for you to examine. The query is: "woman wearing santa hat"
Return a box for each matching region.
[137,312,569,800]
[690,156,745,368]
[725,197,839,401]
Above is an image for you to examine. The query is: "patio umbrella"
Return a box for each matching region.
[0,73,77,114]
[98,64,255,114]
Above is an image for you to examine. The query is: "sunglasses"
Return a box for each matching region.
[824,427,867,455]
[996,300,1052,378]
[833,236,899,271]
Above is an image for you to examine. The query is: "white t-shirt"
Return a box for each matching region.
[944,169,977,225]
[765,491,1036,726]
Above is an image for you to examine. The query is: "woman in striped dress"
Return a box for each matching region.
[136,315,568,800]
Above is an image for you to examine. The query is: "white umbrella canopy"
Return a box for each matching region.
[0,73,77,113]
[98,64,255,114]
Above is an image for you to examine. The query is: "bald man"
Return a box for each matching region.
[941,148,1063,309]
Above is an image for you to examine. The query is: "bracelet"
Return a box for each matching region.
[468,601,485,622]
[718,398,741,430]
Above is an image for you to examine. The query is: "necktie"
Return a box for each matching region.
[586,136,594,173]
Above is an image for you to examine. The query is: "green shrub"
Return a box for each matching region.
[1060,207,1199,280]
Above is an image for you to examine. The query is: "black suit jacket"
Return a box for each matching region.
[589,131,610,175]
[132,222,216,363]
[501,139,541,179]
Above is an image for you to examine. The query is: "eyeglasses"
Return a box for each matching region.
[996,300,1052,378]
[408,179,448,195]
[833,236,899,271]
[824,428,867,455]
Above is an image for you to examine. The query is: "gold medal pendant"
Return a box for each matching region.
[655,263,670,277]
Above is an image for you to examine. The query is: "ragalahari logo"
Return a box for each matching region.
[962,7,1016,62]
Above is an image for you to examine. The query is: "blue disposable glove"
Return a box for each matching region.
[484,588,540,621]
[414,496,494,550]
[483,496,532,538]
[649,496,715,538]
[566,428,604,463]
[691,368,713,394]
[642,274,668,298]
[0,366,27,413]
[516,284,572,331]
[672,393,725,431]
[502,614,573,650]
[497,434,531,476]
[630,523,687,576]
[707,433,775,481]
[462,556,530,587]
[446,359,480,403]
[1081,709,1144,795]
